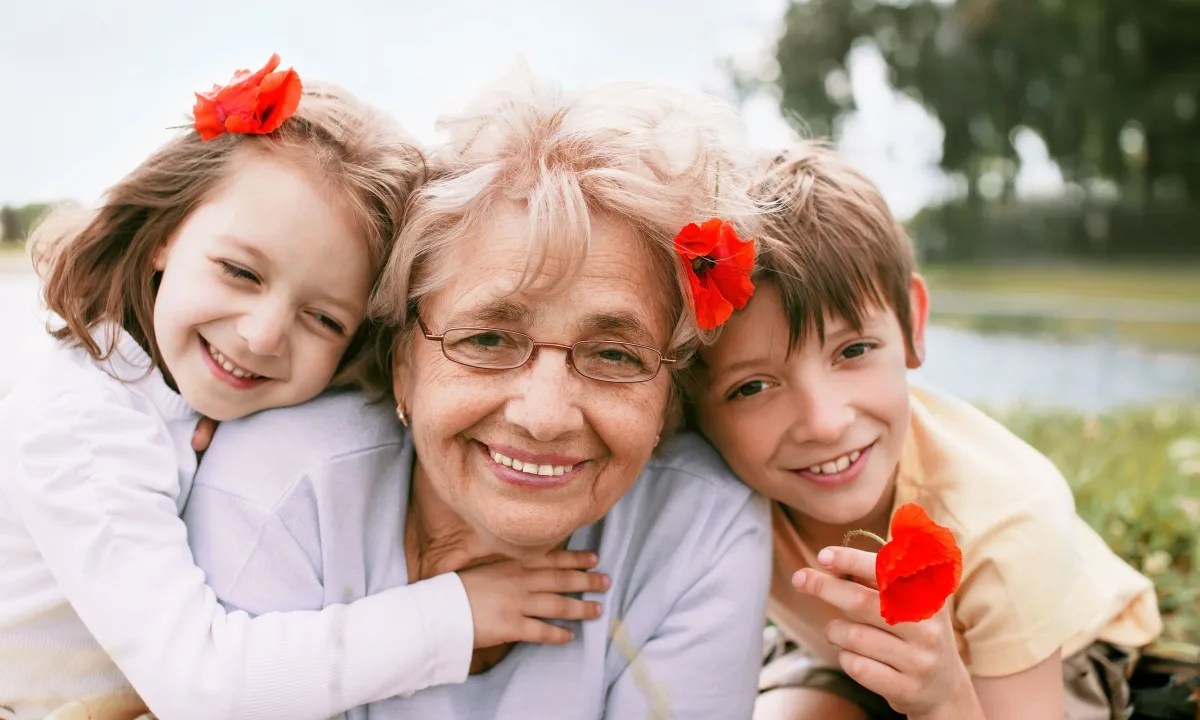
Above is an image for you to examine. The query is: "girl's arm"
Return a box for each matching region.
[12,389,473,720]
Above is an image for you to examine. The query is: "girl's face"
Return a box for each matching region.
[152,151,373,420]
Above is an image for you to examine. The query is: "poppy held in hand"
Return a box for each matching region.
[673,218,755,330]
[873,503,963,625]
[192,54,302,141]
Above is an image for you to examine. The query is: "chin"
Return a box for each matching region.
[477,509,579,555]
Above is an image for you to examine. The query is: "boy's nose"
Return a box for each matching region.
[791,383,855,446]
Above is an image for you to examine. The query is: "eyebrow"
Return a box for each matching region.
[447,299,534,328]
[218,234,273,270]
[576,311,656,346]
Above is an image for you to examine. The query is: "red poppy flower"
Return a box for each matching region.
[876,503,963,625]
[673,218,755,330]
[192,54,303,141]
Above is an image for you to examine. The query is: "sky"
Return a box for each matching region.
[1,0,1062,221]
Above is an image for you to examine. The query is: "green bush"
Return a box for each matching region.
[991,403,1200,646]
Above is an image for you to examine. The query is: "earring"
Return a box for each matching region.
[653,434,660,447]
[396,403,409,427]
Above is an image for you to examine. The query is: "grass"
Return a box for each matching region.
[990,402,1200,651]
[921,262,1200,304]
[921,262,1200,351]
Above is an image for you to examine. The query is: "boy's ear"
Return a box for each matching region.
[906,273,930,369]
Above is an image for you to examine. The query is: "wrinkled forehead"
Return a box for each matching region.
[423,206,676,344]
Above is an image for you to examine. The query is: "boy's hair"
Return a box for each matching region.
[368,69,763,425]
[31,82,427,387]
[752,141,917,358]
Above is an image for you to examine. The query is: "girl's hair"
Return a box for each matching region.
[31,81,428,386]
[368,69,763,427]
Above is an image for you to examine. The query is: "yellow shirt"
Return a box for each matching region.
[768,385,1162,678]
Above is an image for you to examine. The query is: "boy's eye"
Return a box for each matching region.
[219,261,260,284]
[840,342,876,360]
[728,379,772,400]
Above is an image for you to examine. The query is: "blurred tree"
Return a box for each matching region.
[0,206,18,243]
[769,0,1200,205]
[0,203,53,243]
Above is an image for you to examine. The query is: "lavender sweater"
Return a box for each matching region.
[184,390,771,719]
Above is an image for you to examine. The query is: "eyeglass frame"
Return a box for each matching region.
[416,317,677,383]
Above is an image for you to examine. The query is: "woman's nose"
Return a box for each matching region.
[503,346,586,441]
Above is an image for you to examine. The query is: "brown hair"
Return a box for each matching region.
[752,141,917,359]
[31,81,427,386]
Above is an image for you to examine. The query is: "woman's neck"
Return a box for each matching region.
[405,472,506,582]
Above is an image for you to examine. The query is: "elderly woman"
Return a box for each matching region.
[183,74,771,719]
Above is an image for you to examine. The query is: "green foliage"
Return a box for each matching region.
[770,0,1200,203]
[0,202,53,243]
[990,403,1200,645]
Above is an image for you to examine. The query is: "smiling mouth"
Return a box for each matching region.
[202,338,265,380]
[485,445,577,477]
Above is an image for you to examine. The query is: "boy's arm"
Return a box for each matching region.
[972,649,1064,720]
[12,391,472,720]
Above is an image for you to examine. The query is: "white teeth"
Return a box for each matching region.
[488,448,573,476]
[807,449,864,475]
[204,341,262,380]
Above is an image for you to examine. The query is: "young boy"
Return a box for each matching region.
[689,143,1162,720]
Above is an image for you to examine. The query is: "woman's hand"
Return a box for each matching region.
[792,547,984,720]
[459,550,609,648]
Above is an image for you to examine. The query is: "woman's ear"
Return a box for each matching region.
[906,273,930,369]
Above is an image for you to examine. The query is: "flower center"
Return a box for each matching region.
[691,255,717,274]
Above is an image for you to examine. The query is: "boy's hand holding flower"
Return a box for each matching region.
[792,504,984,719]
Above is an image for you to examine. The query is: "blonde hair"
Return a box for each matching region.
[371,71,762,392]
[32,81,428,386]
[752,140,918,358]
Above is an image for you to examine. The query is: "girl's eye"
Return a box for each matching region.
[840,342,876,361]
[219,262,260,283]
[728,379,772,400]
[312,313,346,336]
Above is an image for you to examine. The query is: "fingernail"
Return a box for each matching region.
[600,574,611,589]
[791,570,807,590]
[817,548,835,566]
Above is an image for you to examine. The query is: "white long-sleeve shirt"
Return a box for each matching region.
[0,327,473,720]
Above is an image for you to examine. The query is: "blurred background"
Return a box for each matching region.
[1,0,1196,646]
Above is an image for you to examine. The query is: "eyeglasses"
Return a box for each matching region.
[418,318,676,383]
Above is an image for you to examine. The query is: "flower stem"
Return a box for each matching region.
[843,529,887,547]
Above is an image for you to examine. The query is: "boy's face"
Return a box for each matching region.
[692,279,928,530]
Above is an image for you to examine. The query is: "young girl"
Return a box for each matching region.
[689,143,1162,720]
[0,56,605,720]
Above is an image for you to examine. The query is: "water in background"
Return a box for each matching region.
[2,271,1199,410]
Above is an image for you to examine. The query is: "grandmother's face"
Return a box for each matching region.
[395,207,674,554]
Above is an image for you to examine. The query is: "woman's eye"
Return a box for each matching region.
[729,380,771,400]
[219,262,260,283]
[840,342,875,360]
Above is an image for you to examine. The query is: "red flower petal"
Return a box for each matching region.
[673,218,756,330]
[190,54,302,141]
[875,503,963,625]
